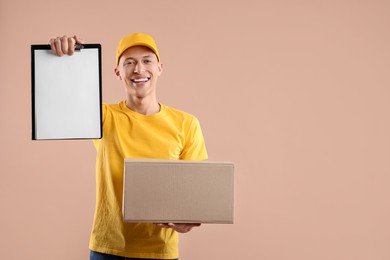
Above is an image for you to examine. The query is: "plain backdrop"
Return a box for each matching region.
[1,0,390,259]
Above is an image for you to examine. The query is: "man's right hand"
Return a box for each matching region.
[49,35,84,56]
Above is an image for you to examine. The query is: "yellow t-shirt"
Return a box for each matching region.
[89,101,208,259]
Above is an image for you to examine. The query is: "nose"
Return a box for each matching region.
[133,62,144,73]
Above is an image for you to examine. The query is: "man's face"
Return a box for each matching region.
[115,45,162,100]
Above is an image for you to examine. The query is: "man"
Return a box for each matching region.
[50,33,208,260]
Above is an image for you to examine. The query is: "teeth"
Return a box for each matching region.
[132,78,149,83]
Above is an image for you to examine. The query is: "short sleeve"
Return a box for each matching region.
[92,103,107,148]
[180,117,208,160]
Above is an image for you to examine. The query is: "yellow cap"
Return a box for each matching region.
[116,32,160,65]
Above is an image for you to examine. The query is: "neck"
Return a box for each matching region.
[125,96,160,115]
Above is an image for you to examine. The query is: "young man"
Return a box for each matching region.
[50,33,208,260]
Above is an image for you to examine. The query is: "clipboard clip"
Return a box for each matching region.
[75,44,84,51]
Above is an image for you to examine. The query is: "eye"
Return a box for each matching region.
[143,59,152,64]
[124,60,135,66]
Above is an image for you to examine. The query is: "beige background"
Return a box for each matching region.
[1,0,390,259]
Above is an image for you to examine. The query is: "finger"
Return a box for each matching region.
[67,36,76,55]
[74,35,85,44]
[171,223,201,227]
[154,223,170,228]
[167,223,187,233]
[60,35,69,55]
[49,38,57,55]
[53,37,64,56]
[161,224,171,228]
[171,223,201,233]
[167,223,180,229]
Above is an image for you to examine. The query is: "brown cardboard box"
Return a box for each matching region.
[123,159,234,224]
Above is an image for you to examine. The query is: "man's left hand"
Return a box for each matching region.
[154,223,201,233]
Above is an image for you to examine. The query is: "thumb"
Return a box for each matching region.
[74,35,85,44]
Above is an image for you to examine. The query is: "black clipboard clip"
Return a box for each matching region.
[75,44,84,51]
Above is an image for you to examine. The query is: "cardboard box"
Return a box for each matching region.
[123,159,234,224]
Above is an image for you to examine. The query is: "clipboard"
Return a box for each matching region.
[31,44,102,140]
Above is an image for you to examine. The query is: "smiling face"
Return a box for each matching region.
[115,45,163,102]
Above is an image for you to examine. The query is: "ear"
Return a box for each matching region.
[157,63,163,76]
[114,67,122,80]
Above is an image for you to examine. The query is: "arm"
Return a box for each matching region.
[49,35,84,56]
[155,117,208,233]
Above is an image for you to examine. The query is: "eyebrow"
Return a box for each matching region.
[124,55,155,61]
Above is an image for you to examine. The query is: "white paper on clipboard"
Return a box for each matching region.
[31,44,102,140]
